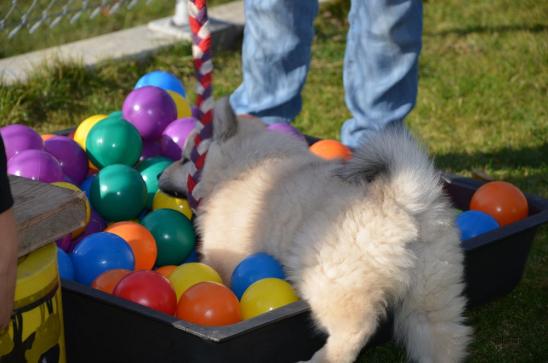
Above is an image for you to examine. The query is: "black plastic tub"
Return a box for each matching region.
[60,173,548,363]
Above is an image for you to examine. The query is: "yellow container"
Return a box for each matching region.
[0,243,66,363]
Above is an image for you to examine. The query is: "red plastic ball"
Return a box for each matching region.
[176,282,241,326]
[114,270,177,315]
[469,181,528,227]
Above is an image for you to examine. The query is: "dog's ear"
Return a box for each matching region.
[213,97,238,142]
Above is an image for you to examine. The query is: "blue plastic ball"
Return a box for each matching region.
[231,252,286,299]
[134,71,186,98]
[79,174,96,200]
[456,210,500,241]
[71,232,135,285]
[183,249,200,263]
[57,247,75,280]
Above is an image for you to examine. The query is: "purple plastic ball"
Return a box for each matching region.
[0,124,43,160]
[122,86,178,140]
[7,149,64,183]
[44,136,88,185]
[71,209,107,252]
[160,117,196,160]
[140,138,163,162]
[266,123,307,143]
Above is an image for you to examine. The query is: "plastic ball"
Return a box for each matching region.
[140,138,163,162]
[141,209,195,266]
[136,156,173,209]
[456,210,500,240]
[71,209,107,251]
[231,252,286,299]
[240,278,299,320]
[266,123,307,143]
[168,262,223,300]
[44,136,89,185]
[114,271,177,315]
[155,265,177,279]
[470,181,528,227]
[73,114,107,150]
[85,116,142,168]
[105,221,157,270]
[122,86,178,140]
[152,190,193,220]
[79,174,96,200]
[135,70,186,98]
[56,234,72,252]
[166,91,192,119]
[41,134,55,142]
[176,282,241,326]
[160,117,196,160]
[89,164,147,222]
[57,247,75,280]
[7,149,64,183]
[183,249,200,263]
[71,232,135,285]
[51,181,91,238]
[309,139,352,161]
[91,269,131,294]
[0,124,43,160]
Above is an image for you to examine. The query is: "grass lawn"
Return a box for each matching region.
[1,0,546,361]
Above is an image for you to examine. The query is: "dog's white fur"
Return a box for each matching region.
[159,98,472,363]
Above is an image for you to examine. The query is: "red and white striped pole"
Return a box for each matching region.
[186,0,214,212]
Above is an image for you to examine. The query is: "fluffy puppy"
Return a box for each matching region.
[159,98,472,363]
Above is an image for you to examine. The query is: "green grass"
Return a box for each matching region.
[0,0,547,361]
[0,0,233,58]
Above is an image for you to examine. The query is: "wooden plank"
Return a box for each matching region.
[10,176,88,257]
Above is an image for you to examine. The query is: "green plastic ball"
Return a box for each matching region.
[86,115,142,168]
[136,156,173,209]
[90,164,147,222]
[141,209,195,266]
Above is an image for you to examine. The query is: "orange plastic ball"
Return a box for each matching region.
[469,181,528,227]
[176,282,241,327]
[309,139,352,161]
[41,134,56,142]
[91,269,132,294]
[105,221,158,270]
[156,265,177,278]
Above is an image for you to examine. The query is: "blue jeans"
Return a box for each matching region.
[229,0,423,148]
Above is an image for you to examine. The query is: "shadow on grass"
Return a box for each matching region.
[425,23,548,37]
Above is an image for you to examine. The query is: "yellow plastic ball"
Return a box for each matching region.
[74,114,107,150]
[51,181,91,238]
[152,190,193,220]
[167,90,192,119]
[240,278,299,320]
[168,262,223,300]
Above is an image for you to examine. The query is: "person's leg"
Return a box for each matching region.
[341,0,423,148]
[229,0,319,125]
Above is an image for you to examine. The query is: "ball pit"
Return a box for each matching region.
[57,247,75,280]
[140,138,163,162]
[231,252,286,299]
[309,139,352,161]
[73,114,107,151]
[160,117,196,160]
[152,190,193,220]
[166,91,192,120]
[456,210,500,240]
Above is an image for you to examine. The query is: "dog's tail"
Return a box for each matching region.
[336,124,442,215]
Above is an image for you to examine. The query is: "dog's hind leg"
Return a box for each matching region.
[297,277,388,363]
[393,244,472,363]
